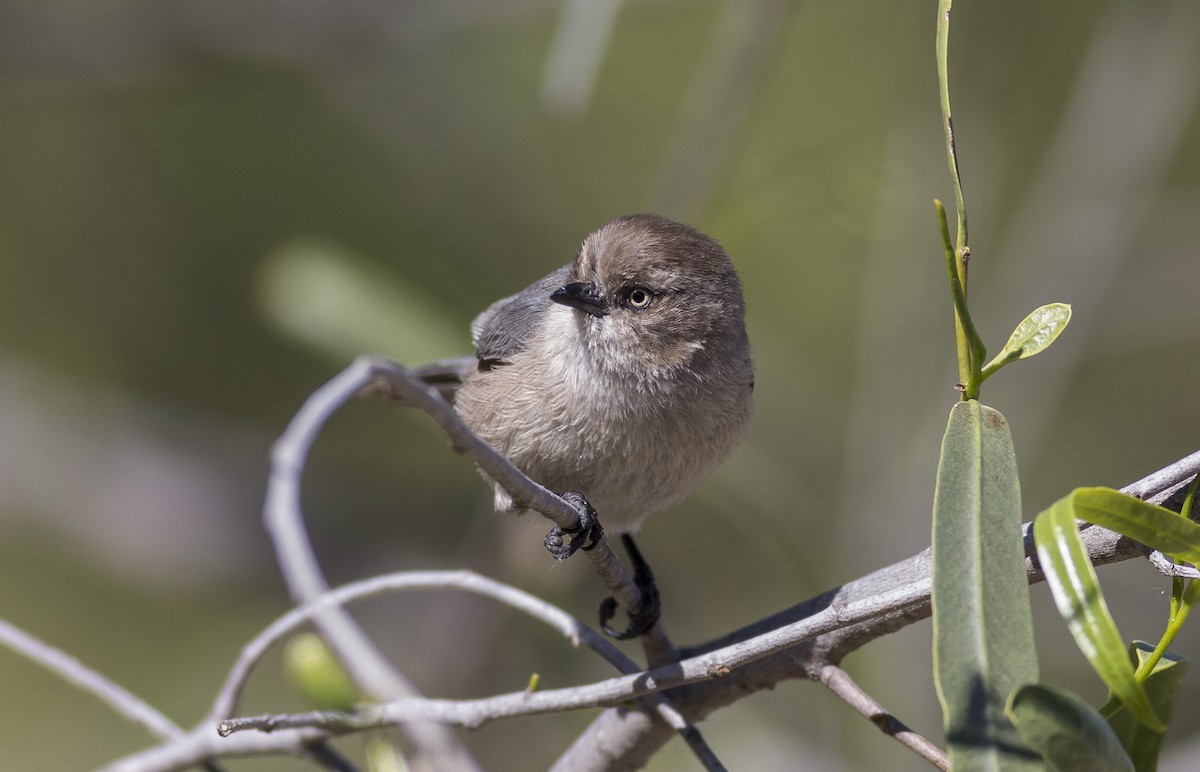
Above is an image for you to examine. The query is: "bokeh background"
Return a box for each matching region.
[2,0,1199,769]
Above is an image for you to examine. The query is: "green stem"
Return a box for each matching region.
[937,0,968,253]
[1134,474,1200,680]
[1102,580,1198,718]
[936,200,986,399]
[935,0,984,399]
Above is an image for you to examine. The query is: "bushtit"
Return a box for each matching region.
[452,214,754,556]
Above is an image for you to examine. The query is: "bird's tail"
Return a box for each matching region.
[409,356,476,404]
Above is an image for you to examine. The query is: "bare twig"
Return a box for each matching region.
[210,571,642,716]
[204,569,722,769]
[96,727,336,772]
[264,357,481,772]
[1146,549,1200,579]
[0,621,335,772]
[818,665,948,770]
[1123,449,1200,500]
[95,563,725,772]
[0,618,185,741]
[220,565,930,735]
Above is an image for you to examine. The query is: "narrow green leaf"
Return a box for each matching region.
[1033,500,1166,732]
[1109,642,1189,771]
[1007,684,1133,772]
[932,401,1040,770]
[1069,487,1200,565]
[983,303,1072,375]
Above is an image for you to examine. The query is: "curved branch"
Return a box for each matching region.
[99,567,720,772]
[264,357,480,771]
[208,570,720,768]
[209,570,647,719]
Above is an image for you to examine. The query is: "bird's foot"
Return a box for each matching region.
[544,491,604,560]
[599,533,661,640]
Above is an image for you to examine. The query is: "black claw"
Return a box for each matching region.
[599,534,662,640]
[544,491,604,561]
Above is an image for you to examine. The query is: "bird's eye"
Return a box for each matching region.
[624,287,653,309]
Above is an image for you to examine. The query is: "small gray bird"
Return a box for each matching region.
[452,214,754,552]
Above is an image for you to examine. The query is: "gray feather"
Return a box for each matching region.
[471,264,571,365]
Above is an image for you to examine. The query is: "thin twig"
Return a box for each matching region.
[219,571,928,735]
[204,570,722,769]
[818,665,948,770]
[212,571,634,714]
[1123,449,1200,500]
[266,360,426,696]
[96,727,335,772]
[0,618,184,741]
[264,357,481,771]
[1146,550,1200,579]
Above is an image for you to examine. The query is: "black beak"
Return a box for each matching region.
[550,281,607,317]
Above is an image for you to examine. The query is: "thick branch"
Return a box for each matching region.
[551,452,1200,768]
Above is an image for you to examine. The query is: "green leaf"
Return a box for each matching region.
[1109,642,1189,771]
[1033,499,1166,732]
[983,303,1072,376]
[1007,683,1133,772]
[932,400,1040,770]
[1069,487,1200,565]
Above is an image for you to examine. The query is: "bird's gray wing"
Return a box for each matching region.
[471,264,571,366]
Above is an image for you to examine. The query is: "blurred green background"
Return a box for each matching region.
[2,0,1199,769]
